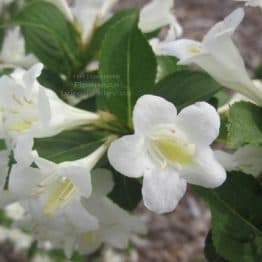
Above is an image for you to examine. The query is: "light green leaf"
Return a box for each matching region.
[155,70,221,111]
[13,1,80,75]
[227,102,262,149]
[99,10,157,126]
[194,172,262,262]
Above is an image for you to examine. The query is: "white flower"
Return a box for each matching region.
[159,8,262,106]
[234,0,262,8]
[108,95,226,214]
[78,169,146,255]
[16,169,146,258]
[215,145,262,177]
[47,0,118,44]
[139,0,182,39]
[0,63,99,140]
[0,27,38,68]
[9,143,108,218]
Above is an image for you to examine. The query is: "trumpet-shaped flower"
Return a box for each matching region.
[9,143,108,220]
[159,8,262,106]
[16,169,146,257]
[139,0,182,39]
[108,95,226,214]
[0,27,38,68]
[215,145,262,177]
[48,0,118,44]
[234,0,262,8]
[0,63,99,141]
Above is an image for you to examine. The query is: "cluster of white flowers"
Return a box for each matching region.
[0,0,262,258]
[0,64,145,257]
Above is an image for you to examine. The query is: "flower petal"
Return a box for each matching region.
[159,39,203,64]
[142,167,187,214]
[176,102,220,146]
[204,8,244,41]
[133,95,177,135]
[181,147,226,188]
[91,168,114,196]
[108,135,150,178]
[58,165,92,199]
[9,165,42,199]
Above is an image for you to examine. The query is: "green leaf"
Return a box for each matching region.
[99,10,157,126]
[194,172,262,262]
[156,55,187,80]
[205,231,228,262]
[84,9,136,62]
[154,70,221,111]
[13,1,80,75]
[227,102,262,149]
[108,169,142,211]
[34,130,107,163]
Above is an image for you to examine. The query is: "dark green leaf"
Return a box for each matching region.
[155,70,221,111]
[108,169,142,211]
[227,102,262,149]
[99,10,157,126]
[194,172,262,262]
[14,1,80,75]
[205,231,228,262]
[84,9,136,63]
[34,130,107,163]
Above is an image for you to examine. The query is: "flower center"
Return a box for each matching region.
[35,173,76,215]
[187,44,201,55]
[147,125,195,169]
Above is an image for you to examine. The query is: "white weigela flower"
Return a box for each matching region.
[48,0,118,44]
[0,63,99,140]
[78,169,146,255]
[108,95,226,214]
[159,8,262,106]
[139,0,182,39]
[0,27,38,68]
[215,145,262,177]
[9,143,108,219]
[234,0,262,8]
[15,169,145,258]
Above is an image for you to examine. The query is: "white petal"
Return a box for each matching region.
[214,150,237,171]
[13,132,34,167]
[63,199,98,232]
[91,168,114,196]
[33,155,57,172]
[234,145,262,177]
[139,0,173,33]
[142,167,187,214]
[9,165,42,199]
[176,102,220,146]
[204,8,244,41]
[181,147,226,188]
[22,63,43,95]
[108,135,150,178]
[133,95,177,135]
[58,165,92,198]
[159,39,203,64]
